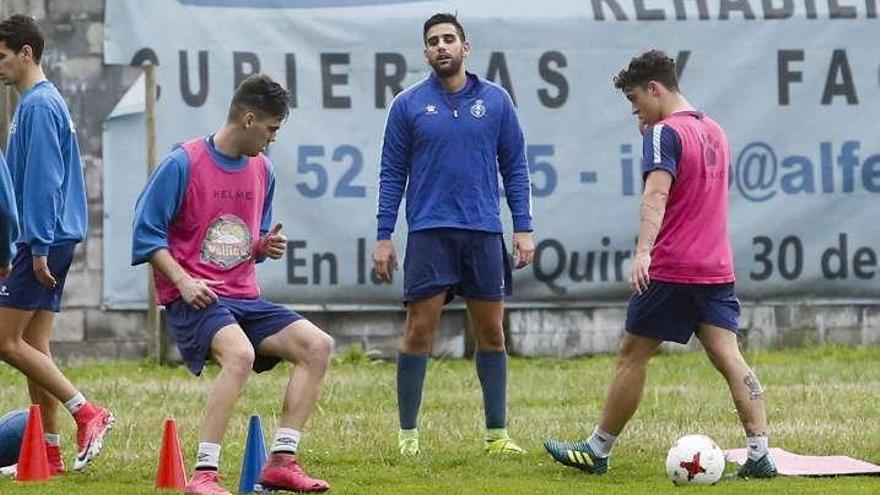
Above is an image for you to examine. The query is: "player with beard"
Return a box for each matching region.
[374,12,535,456]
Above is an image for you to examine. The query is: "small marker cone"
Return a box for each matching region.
[155,417,187,491]
[16,404,50,482]
[239,414,268,493]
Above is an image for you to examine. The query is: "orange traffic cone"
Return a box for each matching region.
[155,417,187,491]
[16,404,50,482]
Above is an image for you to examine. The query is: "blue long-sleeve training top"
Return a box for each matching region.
[5,80,87,255]
[376,72,533,240]
[131,136,276,266]
[0,153,19,266]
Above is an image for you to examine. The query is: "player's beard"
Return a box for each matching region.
[430,54,463,79]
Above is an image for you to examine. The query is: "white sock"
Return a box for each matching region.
[45,433,60,447]
[587,426,618,458]
[195,442,221,470]
[271,427,301,454]
[64,392,87,414]
[746,435,769,461]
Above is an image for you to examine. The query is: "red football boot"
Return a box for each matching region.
[259,453,329,492]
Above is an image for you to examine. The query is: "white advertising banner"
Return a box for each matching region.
[103,0,880,308]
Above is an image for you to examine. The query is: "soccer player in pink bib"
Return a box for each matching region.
[132,75,332,494]
[544,50,777,479]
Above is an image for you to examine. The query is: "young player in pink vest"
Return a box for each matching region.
[544,50,777,479]
[132,75,332,494]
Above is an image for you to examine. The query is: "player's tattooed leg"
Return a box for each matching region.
[743,372,764,401]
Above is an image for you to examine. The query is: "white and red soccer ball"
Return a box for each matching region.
[665,434,725,485]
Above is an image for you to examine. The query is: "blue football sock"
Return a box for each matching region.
[476,350,508,429]
[397,352,428,430]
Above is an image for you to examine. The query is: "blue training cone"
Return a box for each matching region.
[239,414,268,493]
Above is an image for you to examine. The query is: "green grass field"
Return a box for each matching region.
[1,345,878,494]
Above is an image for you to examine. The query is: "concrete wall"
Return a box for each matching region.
[1,0,877,365]
[507,304,880,357]
[54,303,880,364]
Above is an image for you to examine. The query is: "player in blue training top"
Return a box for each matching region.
[374,12,535,456]
[0,14,113,475]
[0,153,18,277]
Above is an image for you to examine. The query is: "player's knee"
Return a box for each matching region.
[21,333,46,350]
[706,353,730,375]
[404,319,436,346]
[476,327,505,349]
[616,348,651,371]
[221,347,255,379]
[287,327,334,371]
[307,331,334,369]
[0,336,22,358]
[403,331,432,352]
[706,347,744,376]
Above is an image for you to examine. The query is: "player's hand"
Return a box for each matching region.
[513,232,535,269]
[372,240,397,282]
[177,276,223,310]
[32,256,57,288]
[259,223,287,260]
[629,251,652,295]
[0,263,10,278]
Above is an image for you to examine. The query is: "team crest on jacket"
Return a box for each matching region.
[201,214,253,269]
[425,104,437,115]
[470,99,486,118]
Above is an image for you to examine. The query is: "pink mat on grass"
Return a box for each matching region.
[726,447,880,476]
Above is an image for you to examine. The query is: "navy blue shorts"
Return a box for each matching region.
[404,228,512,304]
[165,296,303,376]
[625,281,740,344]
[0,243,76,312]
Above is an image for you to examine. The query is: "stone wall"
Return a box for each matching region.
[1,0,145,360]
[0,1,876,365]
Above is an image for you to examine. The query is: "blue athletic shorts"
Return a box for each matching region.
[403,228,512,304]
[0,243,76,312]
[625,281,740,344]
[164,296,303,376]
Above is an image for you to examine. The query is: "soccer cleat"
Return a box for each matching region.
[46,443,65,475]
[543,438,609,474]
[258,453,330,492]
[398,428,420,456]
[72,404,115,471]
[736,454,778,478]
[484,429,525,454]
[185,470,232,495]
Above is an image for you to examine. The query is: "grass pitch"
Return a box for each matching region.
[0,345,878,494]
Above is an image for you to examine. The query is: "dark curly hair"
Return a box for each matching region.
[613,50,678,92]
[228,74,290,121]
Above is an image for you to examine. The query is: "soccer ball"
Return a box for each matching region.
[665,434,725,485]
